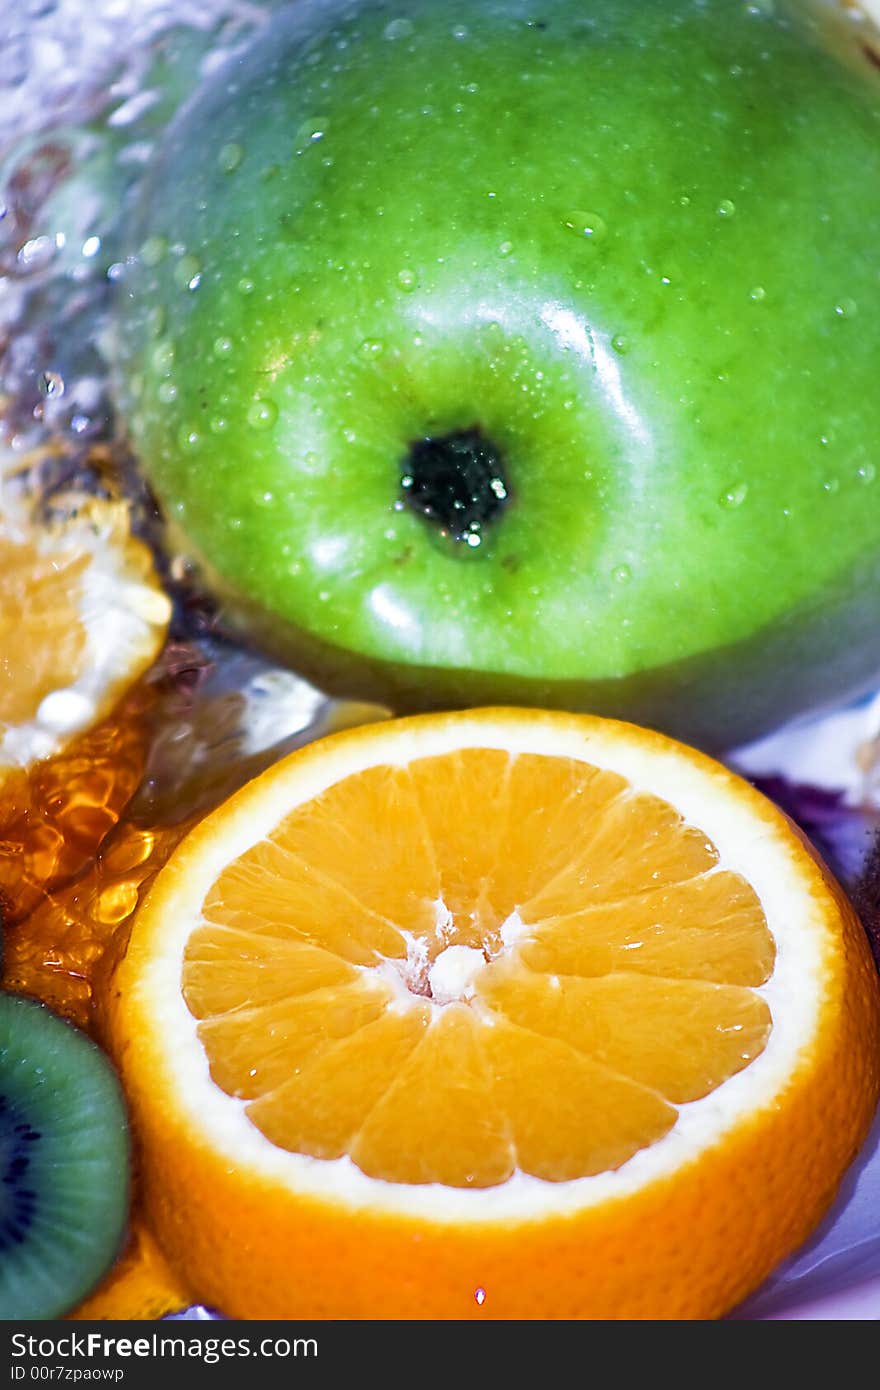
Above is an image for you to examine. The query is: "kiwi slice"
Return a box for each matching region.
[0,992,130,1318]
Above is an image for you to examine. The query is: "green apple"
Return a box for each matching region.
[114,0,880,750]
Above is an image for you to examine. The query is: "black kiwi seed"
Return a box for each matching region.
[0,992,130,1318]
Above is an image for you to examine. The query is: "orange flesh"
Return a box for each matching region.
[0,537,89,730]
[183,749,775,1188]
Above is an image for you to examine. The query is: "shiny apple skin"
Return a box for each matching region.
[114,0,880,749]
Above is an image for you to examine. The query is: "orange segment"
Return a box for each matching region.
[480,1016,677,1180]
[184,931,359,1014]
[108,708,880,1320]
[517,871,775,985]
[247,1007,431,1161]
[517,789,719,923]
[268,762,441,939]
[479,958,772,1105]
[349,1005,515,1187]
[203,837,408,964]
[194,977,390,1100]
[482,753,627,919]
[406,748,510,937]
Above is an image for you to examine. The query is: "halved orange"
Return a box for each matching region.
[106,708,880,1320]
[0,499,171,920]
[0,498,170,774]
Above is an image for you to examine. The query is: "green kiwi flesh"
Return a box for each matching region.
[0,992,130,1318]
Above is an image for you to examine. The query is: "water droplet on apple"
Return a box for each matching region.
[151,340,175,374]
[717,199,736,217]
[452,23,469,39]
[237,277,255,295]
[397,268,417,292]
[173,254,201,291]
[139,235,167,268]
[612,564,632,584]
[611,334,630,355]
[834,298,857,319]
[177,425,202,452]
[294,117,328,153]
[209,415,229,434]
[383,17,414,40]
[498,241,514,258]
[857,463,876,484]
[213,336,234,358]
[247,398,278,430]
[562,210,607,243]
[749,286,766,302]
[146,305,166,338]
[719,482,748,508]
[822,477,840,494]
[361,338,384,356]
[218,142,244,173]
[157,380,177,404]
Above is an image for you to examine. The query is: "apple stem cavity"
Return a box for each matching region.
[400,427,511,549]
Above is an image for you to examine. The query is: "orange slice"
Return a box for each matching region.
[0,498,170,775]
[0,499,171,920]
[106,708,880,1320]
